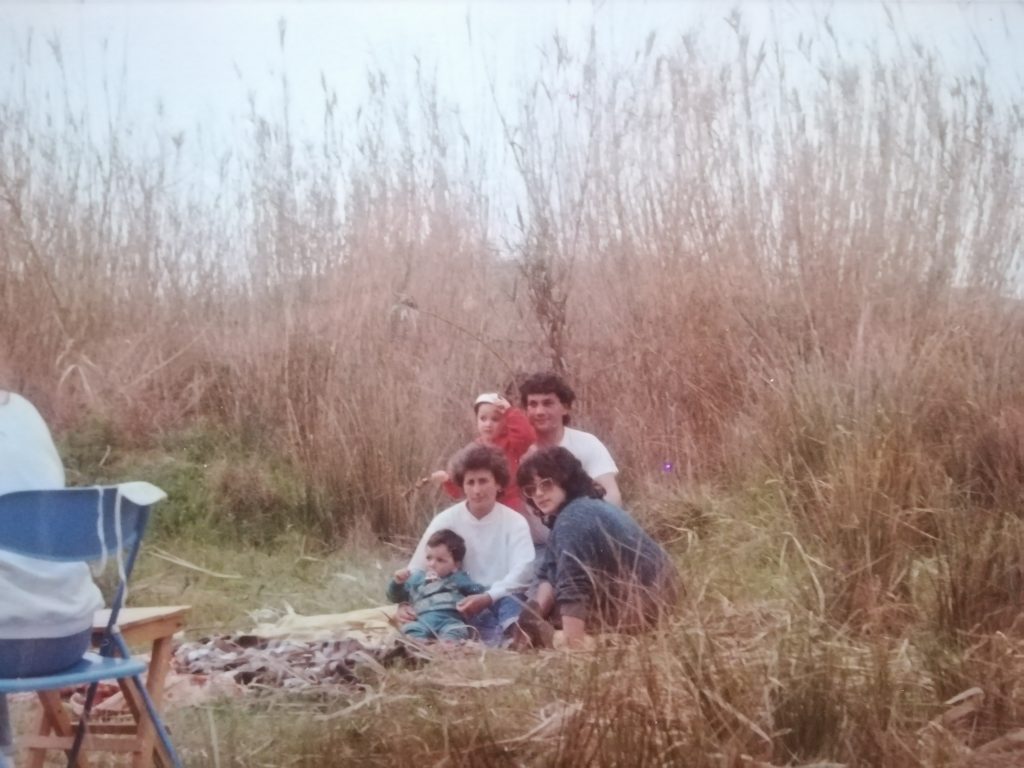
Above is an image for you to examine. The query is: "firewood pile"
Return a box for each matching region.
[173,634,396,689]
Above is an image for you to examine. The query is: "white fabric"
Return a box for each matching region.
[407,501,534,602]
[559,427,618,479]
[0,393,104,640]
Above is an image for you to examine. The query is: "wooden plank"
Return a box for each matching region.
[27,691,56,768]
[132,633,176,768]
[92,606,191,646]
[82,723,138,735]
[22,734,141,752]
[118,677,144,723]
[94,606,191,628]
[30,690,90,768]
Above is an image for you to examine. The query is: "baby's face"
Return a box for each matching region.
[424,544,458,579]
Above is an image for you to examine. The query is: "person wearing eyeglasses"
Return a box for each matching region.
[515,446,677,650]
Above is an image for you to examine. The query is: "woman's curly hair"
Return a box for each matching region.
[451,444,511,490]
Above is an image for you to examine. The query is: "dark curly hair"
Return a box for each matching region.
[519,372,575,425]
[451,444,510,490]
[517,446,604,515]
[426,528,467,564]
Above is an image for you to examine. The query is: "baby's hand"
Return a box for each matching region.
[393,568,411,584]
[416,470,449,488]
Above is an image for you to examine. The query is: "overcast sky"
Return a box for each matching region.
[3,1,1021,144]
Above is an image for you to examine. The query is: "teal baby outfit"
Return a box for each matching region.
[386,570,487,641]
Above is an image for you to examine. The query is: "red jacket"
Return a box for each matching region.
[443,407,536,512]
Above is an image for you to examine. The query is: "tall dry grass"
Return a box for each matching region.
[3,16,1024,763]
[5,24,1020,534]
[4,13,1023,589]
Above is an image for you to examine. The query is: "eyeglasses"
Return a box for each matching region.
[521,478,556,499]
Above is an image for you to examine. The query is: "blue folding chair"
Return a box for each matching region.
[0,483,182,768]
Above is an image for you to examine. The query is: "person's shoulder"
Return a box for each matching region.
[564,496,608,513]
[437,500,468,518]
[557,497,607,526]
[0,392,42,423]
[568,496,630,526]
[562,427,609,450]
[561,427,617,475]
[563,426,596,442]
[1,391,26,407]
[428,502,467,527]
[492,502,530,527]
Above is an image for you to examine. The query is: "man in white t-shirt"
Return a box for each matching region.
[519,372,622,508]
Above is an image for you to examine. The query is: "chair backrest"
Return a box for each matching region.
[0,482,165,563]
[0,482,167,639]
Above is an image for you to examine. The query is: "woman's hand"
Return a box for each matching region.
[395,603,417,623]
[533,581,555,615]
[457,593,494,618]
[560,616,588,649]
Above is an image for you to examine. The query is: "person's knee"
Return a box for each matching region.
[401,621,432,639]
[438,623,472,642]
[493,596,524,629]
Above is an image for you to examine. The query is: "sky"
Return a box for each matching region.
[2,1,1021,147]
[1,0,1022,247]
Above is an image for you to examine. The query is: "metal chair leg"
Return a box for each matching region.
[128,675,181,768]
[113,634,181,768]
[67,680,100,767]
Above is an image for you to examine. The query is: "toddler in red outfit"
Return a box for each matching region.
[422,393,547,542]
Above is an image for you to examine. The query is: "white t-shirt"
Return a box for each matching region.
[408,501,535,602]
[0,392,104,639]
[559,427,618,479]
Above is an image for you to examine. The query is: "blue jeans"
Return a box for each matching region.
[0,629,91,762]
[401,611,473,642]
[468,595,524,646]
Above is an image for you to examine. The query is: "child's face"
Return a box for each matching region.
[425,543,459,579]
[475,403,504,443]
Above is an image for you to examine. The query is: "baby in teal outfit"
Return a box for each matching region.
[387,529,487,642]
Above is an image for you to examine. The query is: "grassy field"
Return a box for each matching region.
[13,454,1024,767]
[4,11,1024,767]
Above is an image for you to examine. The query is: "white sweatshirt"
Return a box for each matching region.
[0,392,104,639]
[408,501,535,602]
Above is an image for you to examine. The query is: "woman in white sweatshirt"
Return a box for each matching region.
[0,391,104,768]
[400,444,535,645]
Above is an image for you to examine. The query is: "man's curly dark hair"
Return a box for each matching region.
[519,372,575,425]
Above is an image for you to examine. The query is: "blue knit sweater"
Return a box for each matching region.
[537,496,676,623]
